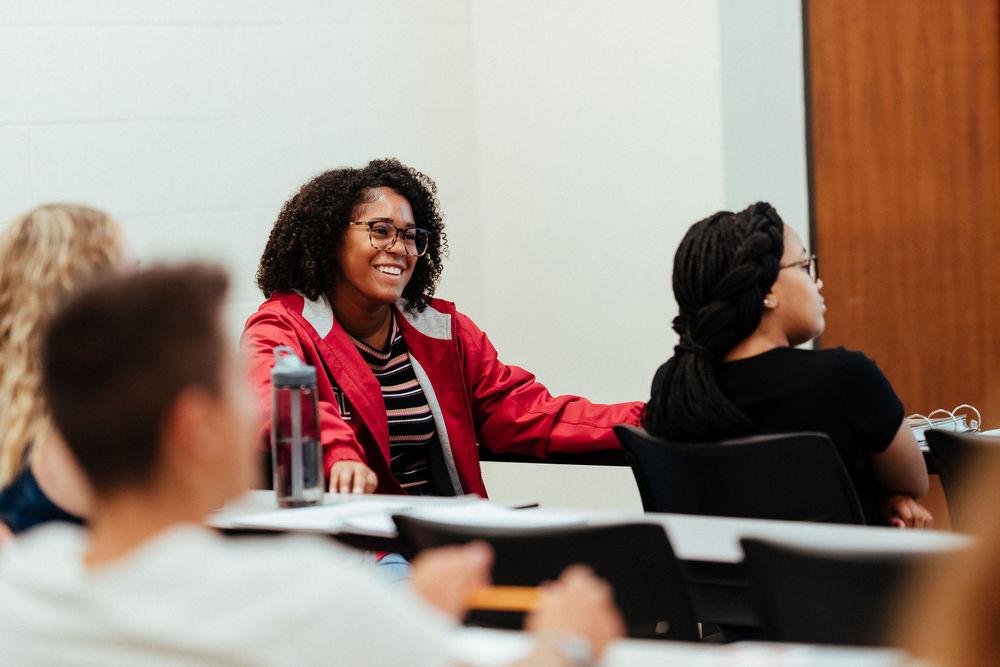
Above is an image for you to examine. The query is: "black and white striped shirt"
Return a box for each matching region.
[349,316,437,493]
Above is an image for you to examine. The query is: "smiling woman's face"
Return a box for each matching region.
[332,187,418,310]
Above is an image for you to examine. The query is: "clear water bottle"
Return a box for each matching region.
[271,346,324,507]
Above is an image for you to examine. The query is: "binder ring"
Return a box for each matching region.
[952,404,982,432]
[926,408,959,432]
[906,413,933,430]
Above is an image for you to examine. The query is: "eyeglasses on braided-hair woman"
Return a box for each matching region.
[643,202,931,528]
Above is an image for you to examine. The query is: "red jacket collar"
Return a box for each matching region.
[264,292,461,460]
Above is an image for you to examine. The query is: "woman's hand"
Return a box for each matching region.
[0,521,13,548]
[410,541,493,619]
[881,494,934,529]
[525,565,625,659]
[328,461,378,494]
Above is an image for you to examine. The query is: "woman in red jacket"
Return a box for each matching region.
[243,158,643,496]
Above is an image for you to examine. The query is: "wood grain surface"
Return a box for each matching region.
[806,0,1000,424]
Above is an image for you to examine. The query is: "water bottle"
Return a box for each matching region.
[270,346,324,507]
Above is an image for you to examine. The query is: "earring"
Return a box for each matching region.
[763,298,773,307]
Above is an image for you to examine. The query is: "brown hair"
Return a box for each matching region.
[0,204,123,485]
[41,264,229,493]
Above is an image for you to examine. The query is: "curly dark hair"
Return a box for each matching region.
[256,158,448,312]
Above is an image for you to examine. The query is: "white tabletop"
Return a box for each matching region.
[209,489,481,530]
[214,490,972,564]
[596,510,972,563]
[450,628,911,667]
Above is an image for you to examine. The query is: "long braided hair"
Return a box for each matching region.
[643,202,785,440]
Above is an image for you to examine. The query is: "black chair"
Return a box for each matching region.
[924,429,1000,513]
[741,538,928,646]
[392,517,699,641]
[614,425,866,524]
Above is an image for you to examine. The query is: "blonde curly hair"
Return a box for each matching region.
[0,204,123,486]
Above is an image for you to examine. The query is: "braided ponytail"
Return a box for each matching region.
[643,202,784,440]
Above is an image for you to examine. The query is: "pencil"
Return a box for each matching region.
[466,585,541,612]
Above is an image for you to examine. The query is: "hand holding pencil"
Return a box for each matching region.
[524,566,625,659]
[410,541,494,619]
[462,565,624,661]
[410,543,624,659]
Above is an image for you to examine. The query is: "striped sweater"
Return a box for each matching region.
[349,316,437,492]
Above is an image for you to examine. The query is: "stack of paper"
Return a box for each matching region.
[344,502,585,537]
[228,497,584,538]
[229,498,416,533]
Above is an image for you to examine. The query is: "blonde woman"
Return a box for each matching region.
[0,204,125,541]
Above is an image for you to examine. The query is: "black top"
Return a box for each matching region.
[650,346,904,524]
[0,465,84,534]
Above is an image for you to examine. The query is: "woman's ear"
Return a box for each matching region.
[762,292,778,309]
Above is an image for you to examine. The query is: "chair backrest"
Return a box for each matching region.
[924,429,1000,508]
[741,538,924,646]
[614,425,866,524]
[392,517,698,641]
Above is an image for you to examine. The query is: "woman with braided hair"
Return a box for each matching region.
[644,202,931,527]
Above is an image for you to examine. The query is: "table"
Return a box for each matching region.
[606,510,969,627]
[210,490,538,552]
[451,628,911,666]
[213,491,971,627]
[593,509,970,563]
[212,491,970,562]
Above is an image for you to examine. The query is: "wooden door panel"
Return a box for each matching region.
[806,0,1000,421]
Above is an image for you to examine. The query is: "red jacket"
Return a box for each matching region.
[241,292,644,496]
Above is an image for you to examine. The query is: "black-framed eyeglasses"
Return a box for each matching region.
[348,220,431,257]
[780,254,819,282]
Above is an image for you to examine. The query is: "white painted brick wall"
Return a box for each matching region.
[0,0,807,511]
[0,28,101,123]
[99,27,238,119]
[0,128,31,219]
[30,122,176,215]
[0,0,482,343]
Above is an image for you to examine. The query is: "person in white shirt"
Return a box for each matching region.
[0,264,623,667]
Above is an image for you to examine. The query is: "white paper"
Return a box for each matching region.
[339,512,398,536]
[341,502,585,538]
[229,498,415,532]
[229,496,581,537]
